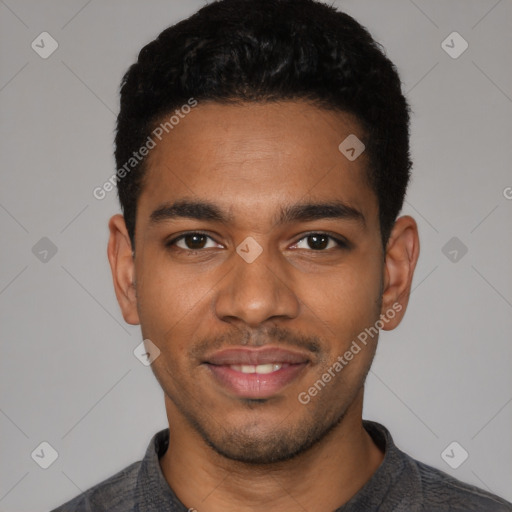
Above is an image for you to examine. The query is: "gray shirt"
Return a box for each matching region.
[50,420,512,511]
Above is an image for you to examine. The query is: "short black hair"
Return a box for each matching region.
[115,0,412,250]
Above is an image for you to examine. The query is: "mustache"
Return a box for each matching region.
[189,325,322,360]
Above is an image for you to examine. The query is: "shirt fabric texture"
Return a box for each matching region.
[50,420,512,512]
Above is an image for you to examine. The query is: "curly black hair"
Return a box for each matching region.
[114,0,413,250]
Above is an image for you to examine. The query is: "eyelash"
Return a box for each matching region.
[165,231,348,254]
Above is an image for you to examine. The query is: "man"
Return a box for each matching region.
[51,0,512,510]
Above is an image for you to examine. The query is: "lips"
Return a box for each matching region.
[204,347,310,366]
[202,347,310,399]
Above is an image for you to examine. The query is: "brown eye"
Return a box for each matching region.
[306,234,329,250]
[180,234,208,250]
[293,233,347,251]
[166,232,219,251]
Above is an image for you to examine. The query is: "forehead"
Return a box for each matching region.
[137,101,378,230]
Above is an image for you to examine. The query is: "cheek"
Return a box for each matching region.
[306,260,381,333]
[136,253,211,332]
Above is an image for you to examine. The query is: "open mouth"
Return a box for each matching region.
[204,361,308,399]
[202,346,311,399]
[227,363,290,374]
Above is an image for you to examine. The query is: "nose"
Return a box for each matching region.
[213,242,300,329]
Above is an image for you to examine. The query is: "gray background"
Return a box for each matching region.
[1,0,511,510]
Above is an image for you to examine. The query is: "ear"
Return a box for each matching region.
[380,215,420,330]
[107,214,140,325]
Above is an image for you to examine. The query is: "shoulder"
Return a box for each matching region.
[412,457,512,511]
[49,460,141,512]
[361,421,512,512]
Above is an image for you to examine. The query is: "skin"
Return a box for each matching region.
[108,101,420,511]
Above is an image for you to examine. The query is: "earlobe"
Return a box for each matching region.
[107,214,140,325]
[380,215,420,330]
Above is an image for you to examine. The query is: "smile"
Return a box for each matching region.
[228,363,288,374]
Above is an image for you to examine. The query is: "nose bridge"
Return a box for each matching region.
[214,240,299,327]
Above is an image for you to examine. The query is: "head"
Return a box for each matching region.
[108,0,419,465]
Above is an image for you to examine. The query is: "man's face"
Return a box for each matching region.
[123,101,389,463]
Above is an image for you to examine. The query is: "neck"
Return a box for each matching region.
[159,389,384,512]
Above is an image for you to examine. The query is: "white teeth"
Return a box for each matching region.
[230,363,283,374]
[256,363,282,374]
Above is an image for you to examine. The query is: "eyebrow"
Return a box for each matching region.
[149,199,366,228]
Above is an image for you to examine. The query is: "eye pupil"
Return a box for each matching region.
[308,234,328,250]
[186,234,207,249]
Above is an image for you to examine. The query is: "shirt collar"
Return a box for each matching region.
[133,427,187,511]
[133,420,415,511]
